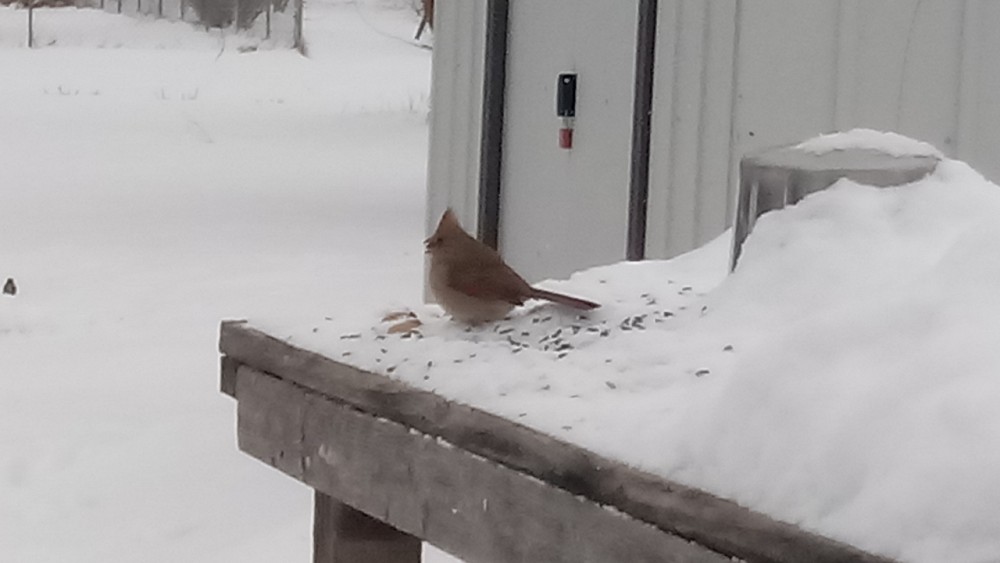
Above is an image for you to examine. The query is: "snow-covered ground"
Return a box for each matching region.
[0,2,458,561]
[259,130,1000,563]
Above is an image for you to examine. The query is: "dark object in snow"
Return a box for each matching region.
[619,314,647,331]
[415,0,433,40]
[506,338,527,350]
[2,278,15,296]
[695,369,711,377]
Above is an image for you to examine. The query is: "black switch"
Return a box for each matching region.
[556,73,577,117]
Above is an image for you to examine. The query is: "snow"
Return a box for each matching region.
[0,3,456,562]
[3,3,999,562]
[796,127,944,159]
[259,147,1000,562]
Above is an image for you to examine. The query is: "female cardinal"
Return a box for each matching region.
[425,209,600,323]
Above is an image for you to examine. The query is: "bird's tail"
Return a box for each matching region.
[529,287,600,310]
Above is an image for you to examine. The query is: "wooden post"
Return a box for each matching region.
[27,5,33,48]
[293,0,303,53]
[265,1,271,40]
[313,491,421,563]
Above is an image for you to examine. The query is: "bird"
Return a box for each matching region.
[425,208,600,323]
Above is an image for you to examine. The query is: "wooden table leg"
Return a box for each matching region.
[313,490,422,563]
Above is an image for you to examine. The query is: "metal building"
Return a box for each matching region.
[426,0,1000,282]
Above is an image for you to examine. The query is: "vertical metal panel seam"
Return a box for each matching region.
[667,0,685,248]
[627,0,659,261]
[462,1,482,223]
[446,0,461,215]
[425,0,457,234]
[895,0,924,129]
[832,0,859,131]
[693,0,712,241]
[477,0,509,249]
[832,0,844,129]
[955,0,978,158]
[724,0,743,226]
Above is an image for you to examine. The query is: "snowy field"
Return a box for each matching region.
[0,2,459,561]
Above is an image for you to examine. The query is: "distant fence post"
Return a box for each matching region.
[293,0,303,53]
[265,0,271,39]
[116,0,122,13]
[27,3,34,48]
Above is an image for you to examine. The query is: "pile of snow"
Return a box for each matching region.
[259,135,1000,562]
[796,127,944,158]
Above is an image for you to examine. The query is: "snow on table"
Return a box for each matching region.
[251,157,1000,563]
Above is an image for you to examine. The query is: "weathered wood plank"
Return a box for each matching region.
[236,366,730,563]
[313,491,421,563]
[221,321,895,563]
[220,355,239,398]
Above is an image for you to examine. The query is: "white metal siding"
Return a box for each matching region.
[427,0,1000,283]
[646,0,1000,261]
[424,0,487,234]
[500,0,639,282]
[646,0,739,259]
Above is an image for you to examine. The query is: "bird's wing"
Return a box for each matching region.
[449,267,527,305]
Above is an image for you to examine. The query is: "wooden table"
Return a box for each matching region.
[219,320,895,563]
